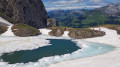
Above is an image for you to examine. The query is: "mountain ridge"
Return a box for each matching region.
[48,3,120,28]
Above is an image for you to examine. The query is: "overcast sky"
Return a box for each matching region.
[42,0,120,11]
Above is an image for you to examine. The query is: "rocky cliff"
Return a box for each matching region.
[0,0,49,28]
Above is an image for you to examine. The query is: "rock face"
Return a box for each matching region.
[49,29,64,36]
[0,0,49,28]
[47,18,59,27]
[68,29,105,39]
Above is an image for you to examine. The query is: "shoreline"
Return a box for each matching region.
[0,26,119,67]
[48,27,120,67]
[0,35,114,67]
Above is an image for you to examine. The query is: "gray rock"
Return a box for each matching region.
[49,29,64,36]
[0,22,9,26]
[114,26,120,35]
[47,18,59,27]
[0,0,49,28]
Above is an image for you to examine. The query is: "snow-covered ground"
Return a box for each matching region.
[1,25,15,36]
[0,17,12,26]
[40,29,69,37]
[0,24,118,67]
[40,29,52,35]
[48,27,120,67]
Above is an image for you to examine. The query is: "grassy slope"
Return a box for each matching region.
[81,10,108,28]
[12,23,40,37]
[95,24,120,29]
[12,23,39,33]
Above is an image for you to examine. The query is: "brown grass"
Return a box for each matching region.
[0,26,8,34]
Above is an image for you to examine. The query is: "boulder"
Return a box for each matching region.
[49,29,64,36]
[47,18,59,27]
[68,29,105,39]
[114,26,120,35]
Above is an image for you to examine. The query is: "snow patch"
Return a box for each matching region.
[1,25,15,36]
[40,29,52,35]
[0,27,115,67]
[0,17,12,26]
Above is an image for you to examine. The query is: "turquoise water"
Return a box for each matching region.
[70,41,115,58]
[0,39,80,64]
[0,39,115,67]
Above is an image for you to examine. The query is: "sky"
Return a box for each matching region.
[42,0,120,11]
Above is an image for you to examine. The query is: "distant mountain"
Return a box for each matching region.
[96,3,120,15]
[48,10,90,28]
[48,3,120,28]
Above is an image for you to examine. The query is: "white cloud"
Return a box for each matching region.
[89,0,103,3]
[44,0,109,11]
[52,0,82,5]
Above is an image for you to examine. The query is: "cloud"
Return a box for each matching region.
[46,5,102,11]
[43,0,117,11]
[52,0,82,5]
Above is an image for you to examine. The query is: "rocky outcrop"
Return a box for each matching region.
[0,26,7,34]
[12,24,40,37]
[114,26,120,35]
[0,0,48,28]
[47,18,59,27]
[68,29,105,39]
[49,29,64,36]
